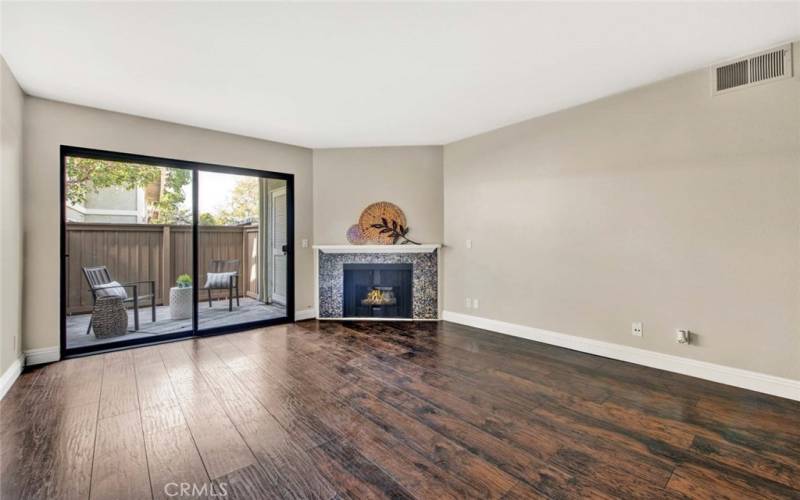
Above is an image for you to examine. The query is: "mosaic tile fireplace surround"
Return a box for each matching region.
[314,245,440,320]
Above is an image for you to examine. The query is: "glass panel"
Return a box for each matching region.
[65,156,194,350]
[197,171,287,331]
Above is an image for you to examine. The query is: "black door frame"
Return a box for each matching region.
[60,145,295,358]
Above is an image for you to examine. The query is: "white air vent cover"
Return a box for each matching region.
[712,44,793,95]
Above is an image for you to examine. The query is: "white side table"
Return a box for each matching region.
[169,286,193,320]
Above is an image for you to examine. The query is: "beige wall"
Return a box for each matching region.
[22,98,314,353]
[443,43,800,380]
[12,45,800,383]
[0,56,24,374]
[313,146,443,244]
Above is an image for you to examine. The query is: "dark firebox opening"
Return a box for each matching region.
[343,263,412,318]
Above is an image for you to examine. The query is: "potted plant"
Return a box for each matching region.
[169,274,193,320]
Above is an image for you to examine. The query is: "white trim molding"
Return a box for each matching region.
[313,244,441,254]
[442,311,800,402]
[0,356,24,400]
[295,308,317,321]
[25,346,60,366]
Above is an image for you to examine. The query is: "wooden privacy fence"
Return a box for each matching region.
[66,222,260,314]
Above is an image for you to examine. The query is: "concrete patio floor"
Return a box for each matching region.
[66,297,286,348]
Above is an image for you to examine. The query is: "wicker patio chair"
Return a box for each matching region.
[82,266,156,334]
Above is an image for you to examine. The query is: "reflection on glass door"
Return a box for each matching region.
[197,171,287,331]
[64,154,194,351]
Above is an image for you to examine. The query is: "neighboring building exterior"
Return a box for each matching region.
[66,186,147,223]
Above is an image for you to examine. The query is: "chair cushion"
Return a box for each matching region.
[95,281,128,299]
[205,272,236,289]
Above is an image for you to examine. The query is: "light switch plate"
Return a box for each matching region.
[466,239,472,249]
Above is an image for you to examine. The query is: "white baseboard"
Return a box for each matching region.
[0,356,24,400]
[442,311,800,402]
[25,346,60,366]
[295,309,317,321]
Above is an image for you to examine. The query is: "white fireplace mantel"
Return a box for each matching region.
[313,244,441,254]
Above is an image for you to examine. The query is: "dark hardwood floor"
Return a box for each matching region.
[2,320,799,499]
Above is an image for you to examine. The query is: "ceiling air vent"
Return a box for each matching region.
[712,44,793,95]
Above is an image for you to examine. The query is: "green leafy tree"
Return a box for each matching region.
[199,212,221,225]
[148,168,193,224]
[65,156,160,205]
[215,177,259,225]
[66,157,192,225]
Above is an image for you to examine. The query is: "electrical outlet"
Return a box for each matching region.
[301,239,308,248]
[466,239,472,249]
[472,298,479,309]
[632,322,643,337]
[465,297,472,308]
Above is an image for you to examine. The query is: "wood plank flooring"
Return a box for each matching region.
[2,320,799,499]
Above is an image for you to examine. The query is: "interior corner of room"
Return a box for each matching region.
[1,4,799,497]
[2,40,800,398]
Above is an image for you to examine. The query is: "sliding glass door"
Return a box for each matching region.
[196,171,288,334]
[61,147,293,356]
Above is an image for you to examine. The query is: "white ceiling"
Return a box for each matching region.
[2,2,799,148]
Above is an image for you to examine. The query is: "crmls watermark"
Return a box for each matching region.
[164,482,228,497]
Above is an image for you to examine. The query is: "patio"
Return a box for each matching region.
[66,297,286,348]
[64,220,288,349]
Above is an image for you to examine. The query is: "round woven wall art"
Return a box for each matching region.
[346,224,369,245]
[358,201,407,244]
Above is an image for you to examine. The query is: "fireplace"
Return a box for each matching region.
[343,263,413,318]
[315,245,439,319]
